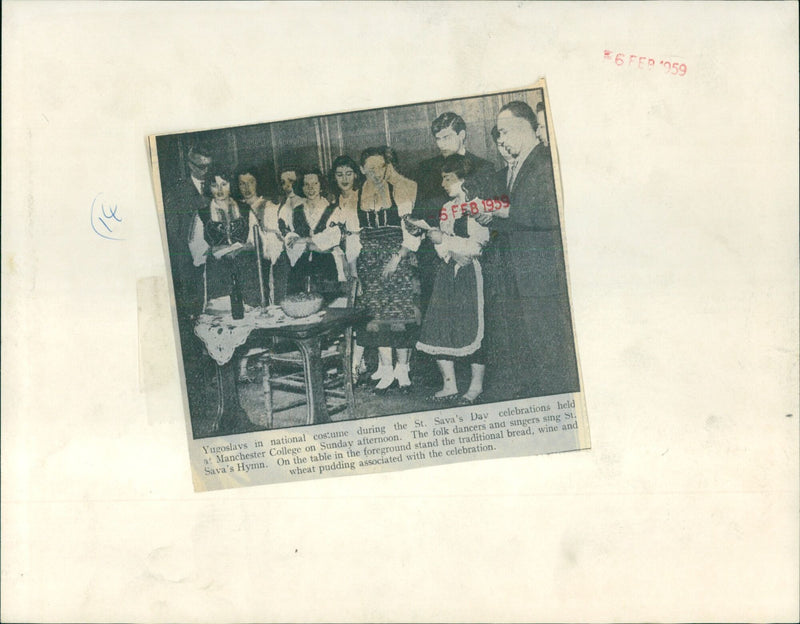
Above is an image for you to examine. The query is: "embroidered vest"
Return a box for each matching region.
[453,214,469,239]
[198,200,250,247]
[357,183,401,229]
[292,202,337,238]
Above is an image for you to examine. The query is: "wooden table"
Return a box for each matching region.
[198,308,362,435]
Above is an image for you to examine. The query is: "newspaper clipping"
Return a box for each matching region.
[148,79,590,491]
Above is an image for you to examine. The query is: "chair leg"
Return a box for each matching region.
[260,357,274,429]
[341,328,356,420]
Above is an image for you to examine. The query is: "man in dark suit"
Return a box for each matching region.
[479,101,579,399]
[163,144,212,317]
[162,144,213,426]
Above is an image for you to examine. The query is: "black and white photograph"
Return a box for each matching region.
[151,85,583,442]
[4,2,798,621]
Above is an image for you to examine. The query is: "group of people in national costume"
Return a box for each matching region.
[164,99,579,415]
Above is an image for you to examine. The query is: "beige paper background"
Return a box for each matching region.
[2,2,797,622]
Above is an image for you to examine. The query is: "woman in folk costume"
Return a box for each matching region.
[188,166,262,308]
[234,165,287,382]
[356,146,423,392]
[277,166,303,215]
[416,154,489,405]
[328,155,369,382]
[283,167,346,297]
[236,165,285,273]
[266,166,303,303]
[328,155,363,279]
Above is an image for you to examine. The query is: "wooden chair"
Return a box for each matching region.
[258,277,358,428]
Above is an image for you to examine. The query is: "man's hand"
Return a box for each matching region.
[493,205,510,219]
[475,213,493,225]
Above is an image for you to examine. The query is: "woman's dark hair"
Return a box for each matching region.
[441,153,472,181]
[279,164,301,178]
[329,155,363,195]
[382,145,399,166]
[297,167,328,199]
[498,100,538,132]
[232,165,261,200]
[359,145,399,167]
[202,166,233,199]
[277,165,302,200]
[359,146,386,167]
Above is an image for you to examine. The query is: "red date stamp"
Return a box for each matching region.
[440,196,510,221]
[604,50,688,76]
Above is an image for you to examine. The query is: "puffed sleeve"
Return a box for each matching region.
[452,217,489,257]
[246,210,259,245]
[285,237,305,267]
[277,201,294,236]
[385,171,422,252]
[399,219,420,252]
[258,202,283,264]
[340,207,362,264]
[437,217,489,259]
[259,230,281,265]
[391,173,418,217]
[259,201,277,231]
[281,203,303,265]
[310,206,343,252]
[433,232,451,262]
[188,213,209,267]
[317,206,345,282]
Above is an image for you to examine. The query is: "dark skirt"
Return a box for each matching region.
[286,250,340,298]
[205,250,264,308]
[417,259,483,358]
[356,226,421,348]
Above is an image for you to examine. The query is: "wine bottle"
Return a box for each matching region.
[230,271,245,320]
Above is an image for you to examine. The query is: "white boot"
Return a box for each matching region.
[374,365,396,391]
[434,377,458,399]
[373,347,394,389]
[352,343,366,382]
[238,356,252,383]
[434,359,458,399]
[394,362,411,389]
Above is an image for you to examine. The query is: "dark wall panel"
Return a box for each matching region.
[156,88,547,199]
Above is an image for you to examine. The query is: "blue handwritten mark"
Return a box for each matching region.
[90,193,124,240]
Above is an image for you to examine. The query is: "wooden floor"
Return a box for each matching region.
[189,350,482,438]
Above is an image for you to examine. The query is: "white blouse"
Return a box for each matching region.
[187,199,258,267]
[335,192,363,264]
[283,198,344,273]
[256,199,285,265]
[434,203,490,265]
